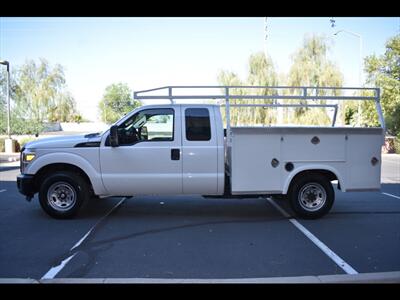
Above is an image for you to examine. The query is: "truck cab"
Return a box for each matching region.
[99,104,224,196]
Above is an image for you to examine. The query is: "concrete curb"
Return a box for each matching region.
[317,271,400,283]
[0,278,39,284]
[1,271,400,284]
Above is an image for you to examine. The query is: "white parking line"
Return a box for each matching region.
[70,197,127,251]
[0,189,6,193]
[266,197,358,275]
[41,254,77,280]
[382,192,400,200]
[41,197,127,280]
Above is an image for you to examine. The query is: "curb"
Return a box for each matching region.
[317,271,400,283]
[0,278,39,284]
[1,271,400,284]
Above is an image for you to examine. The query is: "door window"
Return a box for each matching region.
[117,108,174,146]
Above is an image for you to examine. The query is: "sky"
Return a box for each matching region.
[0,17,399,121]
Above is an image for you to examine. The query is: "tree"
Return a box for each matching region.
[289,34,343,88]
[1,59,82,135]
[288,34,344,125]
[217,52,279,125]
[247,52,279,125]
[98,83,140,124]
[0,71,7,132]
[47,91,80,122]
[1,66,44,134]
[363,34,400,136]
[13,58,80,123]
[217,70,245,126]
[218,36,344,127]
[0,68,20,133]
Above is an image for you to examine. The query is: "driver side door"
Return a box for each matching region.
[99,106,183,196]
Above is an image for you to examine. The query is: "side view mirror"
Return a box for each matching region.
[109,125,119,147]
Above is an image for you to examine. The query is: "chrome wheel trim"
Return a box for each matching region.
[298,182,327,212]
[47,182,77,212]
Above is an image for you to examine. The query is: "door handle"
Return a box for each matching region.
[171,148,180,160]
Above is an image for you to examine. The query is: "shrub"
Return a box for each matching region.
[395,134,400,154]
[0,113,44,136]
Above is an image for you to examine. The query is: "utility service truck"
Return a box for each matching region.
[17,86,385,219]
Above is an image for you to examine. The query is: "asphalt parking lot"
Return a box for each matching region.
[0,154,399,283]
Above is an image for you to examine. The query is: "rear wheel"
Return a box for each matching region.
[39,171,89,219]
[288,174,334,219]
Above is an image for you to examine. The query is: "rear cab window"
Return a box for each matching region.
[185,108,211,141]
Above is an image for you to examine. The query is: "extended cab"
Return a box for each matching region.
[17,86,385,219]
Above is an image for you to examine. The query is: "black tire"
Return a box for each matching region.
[38,171,89,219]
[288,173,334,219]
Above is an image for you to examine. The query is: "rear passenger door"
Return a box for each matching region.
[181,106,218,194]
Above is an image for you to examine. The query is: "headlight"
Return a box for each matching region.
[23,152,36,162]
[21,151,36,174]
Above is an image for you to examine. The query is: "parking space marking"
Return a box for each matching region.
[41,254,77,280]
[40,197,127,280]
[382,192,400,200]
[266,197,358,275]
[0,189,6,193]
[70,197,127,251]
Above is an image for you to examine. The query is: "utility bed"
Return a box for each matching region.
[228,126,383,194]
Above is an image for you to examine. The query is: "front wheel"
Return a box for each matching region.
[288,174,334,219]
[39,171,89,219]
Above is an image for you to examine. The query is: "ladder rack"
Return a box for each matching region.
[133,86,384,133]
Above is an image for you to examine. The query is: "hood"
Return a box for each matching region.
[24,133,103,150]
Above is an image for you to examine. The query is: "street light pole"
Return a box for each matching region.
[0,60,11,138]
[334,29,363,125]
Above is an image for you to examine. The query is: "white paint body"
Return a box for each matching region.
[23,104,383,197]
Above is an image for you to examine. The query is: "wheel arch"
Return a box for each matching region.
[283,165,343,194]
[34,163,94,195]
[27,152,107,195]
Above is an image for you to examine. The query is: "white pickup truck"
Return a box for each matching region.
[17,86,385,219]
